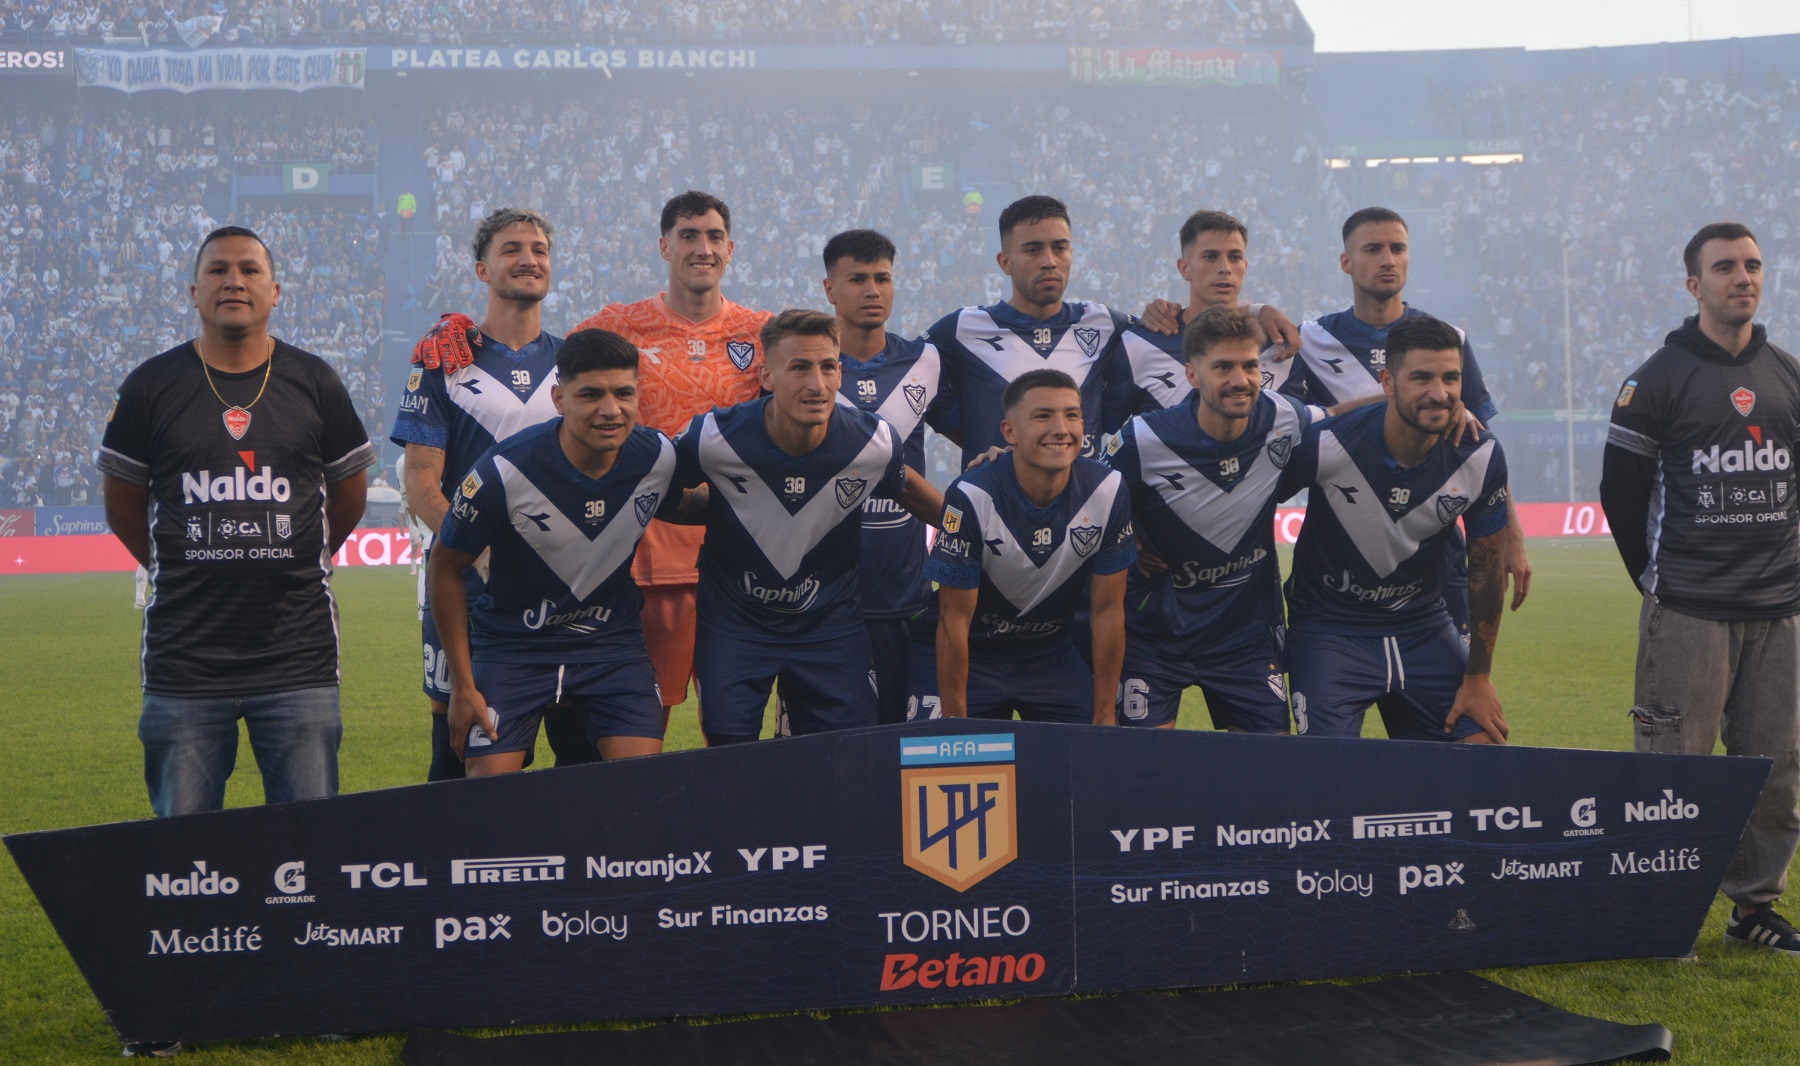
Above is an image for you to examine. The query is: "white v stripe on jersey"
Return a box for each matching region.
[698,415,898,579]
[957,306,1114,383]
[448,363,561,444]
[1121,331,1190,408]
[874,343,941,441]
[962,473,1125,615]
[1132,398,1303,554]
[493,443,674,599]
[1298,321,1381,405]
[1315,429,1499,578]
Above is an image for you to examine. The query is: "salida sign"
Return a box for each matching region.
[5,721,1765,1044]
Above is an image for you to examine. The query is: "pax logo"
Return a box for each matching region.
[1398,862,1464,895]
[181,452,292,503]
[433,914,511,948]
[900,734,1018,892]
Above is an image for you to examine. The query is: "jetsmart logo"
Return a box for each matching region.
[1625,789,1699,823]
[1692,434,1791,474]
[1351,811,1452,839]
[451,855,566,885]
[180,451,292,504]
[146,861,240,898]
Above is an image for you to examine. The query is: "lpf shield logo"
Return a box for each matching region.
[274,514,292,540]
[901,734,1018,892]
[727,341,756,370]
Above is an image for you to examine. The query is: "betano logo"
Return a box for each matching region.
[900,734,1018,892]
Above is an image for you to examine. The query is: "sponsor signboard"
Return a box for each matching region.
[0,509,31,537]
[74,47,365,93]
[1068,46,1282,88]
[34,506,110,537]
[6,720,1763,1045]
[0,47,71,75]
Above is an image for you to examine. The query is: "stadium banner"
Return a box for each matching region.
[6,720,1765,1044]
[0,47,72,76]
[34,505,110,537]
[73,47,366,93]
[372,43,1312,74]
[1068,46,1281,88]
[0,507,1626,576]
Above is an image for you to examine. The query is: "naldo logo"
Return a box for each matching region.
[146,861,239,898]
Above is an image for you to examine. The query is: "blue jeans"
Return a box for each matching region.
[139,686,342,817]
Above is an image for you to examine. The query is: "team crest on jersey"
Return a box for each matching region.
[727,341,756,370]
[1435,493,1470,524]
[1261,368,1275,389]
[835,476,869,510]
[1266,672,1288,702]
[943,506,962,534]
[903,382,928,415]
[407,369,423,392]
[1103,431,1122,457]
[900,734,1018,892]
[1732,387,1756,417]
[1615,380,1636,408]
[1266,433,1293,468]
[633,492,660,526]
[1069,522,1102,558]
[460,471,483,499]
[186,516,204,541]
[1072,327,1101,359]
[274,514,292,540]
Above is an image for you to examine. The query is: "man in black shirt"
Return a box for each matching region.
[97,226,373,818]
[1603,221,1800,956]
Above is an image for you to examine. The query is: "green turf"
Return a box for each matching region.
[1,539,1793,1062]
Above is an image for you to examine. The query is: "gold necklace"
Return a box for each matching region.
[196,337,273,440]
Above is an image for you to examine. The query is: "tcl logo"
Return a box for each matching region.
[1467,806,1542,831]
[341,862,428,888]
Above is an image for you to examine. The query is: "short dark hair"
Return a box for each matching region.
[557,329,639,380]
[1002,368,1080,415]
[660,190,731,236]
[1683,221,1758,277]
[1183,305,1267,363]
[1341,206,1408,244]
[193,225,273,280]
[998,194,1070,243]
[760,307,839,355]
[471,207,554,263]
[1384,315,1463,373]
[1179,210,1249,252]
[822,229,897,271]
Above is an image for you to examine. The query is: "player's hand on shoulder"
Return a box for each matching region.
[1443,402,1485,447]
[1256,304,1302,361]
[965,445,1011,470]
[1139,299,1182,336]
[413,313,480,372]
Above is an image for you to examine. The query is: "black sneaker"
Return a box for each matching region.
[122,1040,184,1057]
[1725,905,1800,955]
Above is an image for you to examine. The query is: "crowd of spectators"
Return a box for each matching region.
[1,0,1306,48]
[0,94,385,508]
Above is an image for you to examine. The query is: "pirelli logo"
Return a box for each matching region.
[900,735,1018,892]
[1351,811,1453,840]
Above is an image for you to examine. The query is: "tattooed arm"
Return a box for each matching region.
[1446,528,1509,744]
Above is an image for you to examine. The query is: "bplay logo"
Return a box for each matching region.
[542,910,628,942]
[434,914,512,948]
[1295,869,1373,899]
[146,861,239,898]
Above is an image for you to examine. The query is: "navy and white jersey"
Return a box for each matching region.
[436,421,675,664]
[1107,391,1314,646]
[838,333,945,619]
[1120,319,1297,413]
[924,301,1133,466]
[1282,307,1497,424]
[1280,403,1510,635]
[389,332,563,495]
[926,455,1136,658]
[675,397,907,639]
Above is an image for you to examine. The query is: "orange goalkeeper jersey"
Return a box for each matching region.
[576,294,771,586]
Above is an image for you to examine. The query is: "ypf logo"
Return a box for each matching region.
[900,734,1018,892]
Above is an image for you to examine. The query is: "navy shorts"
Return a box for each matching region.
[1119,627,1290,732]
[967,640,1093,724]
[698,627,877,738]
[421,556,483,703]
[868,613,940,725]
[464,657,664,758]
[1286,621,1480,742]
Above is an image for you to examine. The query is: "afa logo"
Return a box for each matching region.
[900,734,1018,892]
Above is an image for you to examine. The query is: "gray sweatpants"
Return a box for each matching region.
[1633,596,1800,907]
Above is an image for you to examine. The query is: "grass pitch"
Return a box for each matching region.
[2,538,1795,1063]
